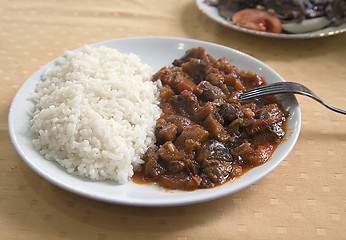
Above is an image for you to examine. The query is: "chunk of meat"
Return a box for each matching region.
[184,139,201,154]
[156,142,191,174]
[152,67,173,86]
[245,118,270,136]
[252,123,285,145]
[203,159,232,184]
[231,142,255,161]
[158,174,199,190]
[258,103,285,124]
[160,102,175,115]
[173,47,216,67]
[159,85,175,100]
[179,90,200,116]
[195,81,226,101]
[174,125,210,149]
[239,70,265,89]
[213,57,237,75]
[166,160,185,173]
[243,103,285,136]
[228,118,244,135]
[184,159,200,175]
[163,114,193,134]
[198,174,214,188]
[172,47,215,83]
[175,77,197,93]
[248,144,274,165]
[168,89,200,118]
[143,147,163,178]
[195,102,218,121]
[205,67,225,86]
[219,103,242,123]
[155,118,178,144]
[181,59,210,83]
[204,114,231,143]
[157,141,183,162]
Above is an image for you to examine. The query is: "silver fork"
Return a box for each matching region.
[239,82,346,115]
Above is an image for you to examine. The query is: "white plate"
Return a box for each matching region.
[195,0,346,39]
[8,37,301,207]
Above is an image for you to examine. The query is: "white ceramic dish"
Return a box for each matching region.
[195,0,346,39]
[8,37,301,207]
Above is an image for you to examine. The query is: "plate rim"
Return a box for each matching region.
[8,36,302,207]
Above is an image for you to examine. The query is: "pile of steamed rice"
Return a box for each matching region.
[30,45,162,184]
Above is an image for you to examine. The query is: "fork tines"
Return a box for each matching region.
[240,82,291,100]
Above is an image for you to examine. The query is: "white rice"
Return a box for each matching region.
[30,45,162,184]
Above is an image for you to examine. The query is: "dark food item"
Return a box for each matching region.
[210,0,346,25]
[133,47,287,190]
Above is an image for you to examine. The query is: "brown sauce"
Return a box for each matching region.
[133,47,288,191]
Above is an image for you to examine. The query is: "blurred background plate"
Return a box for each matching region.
[195,0,346,39]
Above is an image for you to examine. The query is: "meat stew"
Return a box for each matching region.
[133,47,288,190]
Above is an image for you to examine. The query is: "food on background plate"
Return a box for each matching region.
[207,0,346,34]
[232,8,282,33]
[30,45,161,184]
[133,47,288,190]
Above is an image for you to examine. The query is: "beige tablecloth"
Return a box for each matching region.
[1,0,345,239]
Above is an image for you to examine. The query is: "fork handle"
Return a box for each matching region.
[303,92,346,115]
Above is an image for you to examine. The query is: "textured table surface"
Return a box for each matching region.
[1,0,345,239]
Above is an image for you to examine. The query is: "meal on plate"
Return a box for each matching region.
[207,0,346,34]
[30,45,287,190]
[30,45,161,184]
[133,47,288,190]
